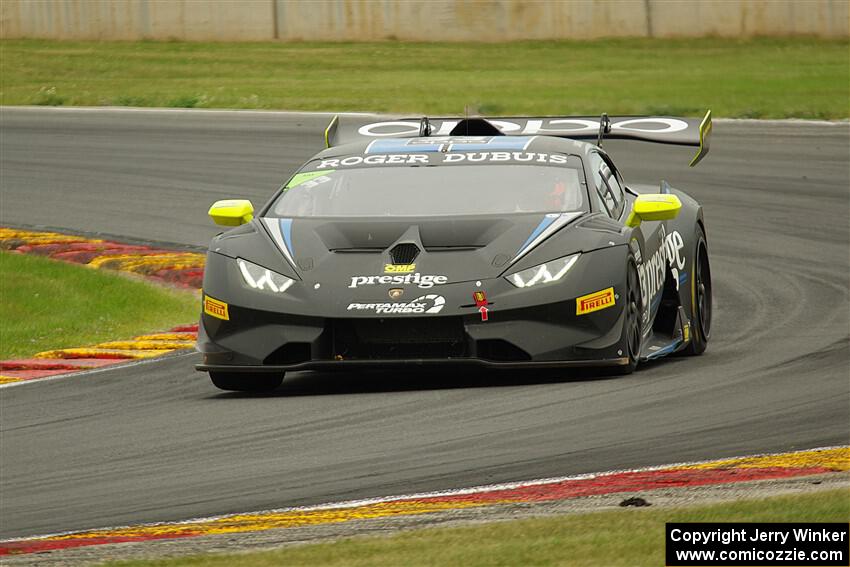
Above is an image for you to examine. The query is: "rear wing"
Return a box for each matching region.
[325,110,712,166]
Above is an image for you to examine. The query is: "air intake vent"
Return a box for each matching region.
[389,243,420,265]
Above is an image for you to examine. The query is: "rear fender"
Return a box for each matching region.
[664,189,703,325]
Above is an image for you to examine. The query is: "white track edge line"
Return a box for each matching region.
[0,350,196,390]
[2,444,846,543]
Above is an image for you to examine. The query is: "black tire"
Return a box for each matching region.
[617,260,642,375]
[684,225,712,355]
[209,372,283,392]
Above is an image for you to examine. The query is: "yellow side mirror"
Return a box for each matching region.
[625,194,682,228]
[208,199,254,226]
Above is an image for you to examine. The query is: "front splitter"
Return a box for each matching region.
[196,356,630,373]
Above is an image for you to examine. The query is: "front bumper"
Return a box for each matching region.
[196,244,631,373]
[195,295,629,373]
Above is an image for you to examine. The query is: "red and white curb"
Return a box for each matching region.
[0,227,203,385]
[1,446,846,556]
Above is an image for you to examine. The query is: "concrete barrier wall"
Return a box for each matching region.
[2,0,847,41]
[0,1,275,41]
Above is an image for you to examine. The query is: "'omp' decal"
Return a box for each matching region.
[384,263,415,273]
[576,287,616,315]
[203,296,229,321]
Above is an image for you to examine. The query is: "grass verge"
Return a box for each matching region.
[1,38,847,118]
[109,488,849,567]
[0,252,198,359]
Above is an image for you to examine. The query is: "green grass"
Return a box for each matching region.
[110,489,849,567]
[0,252,198,359]
[1,38,848,118]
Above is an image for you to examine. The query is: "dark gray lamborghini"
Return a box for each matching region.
[196,113,713,391]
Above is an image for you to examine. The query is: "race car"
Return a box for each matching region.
[196,112,713,391]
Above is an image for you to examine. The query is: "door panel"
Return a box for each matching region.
[624,192,667,330]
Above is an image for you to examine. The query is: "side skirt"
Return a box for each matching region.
[640,306,692,361]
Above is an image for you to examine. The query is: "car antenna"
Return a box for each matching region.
[419,116,431,137]
[597,113,611,147]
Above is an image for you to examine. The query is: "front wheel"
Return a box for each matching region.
[210,372,283,392]
[616,260,642,375]
[683,225,712,355]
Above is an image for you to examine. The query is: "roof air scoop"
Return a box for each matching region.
[389,243,420,265]
[419,116,432,137]
[449,118,504,137]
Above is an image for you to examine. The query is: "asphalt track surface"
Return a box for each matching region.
[1,108,848,539]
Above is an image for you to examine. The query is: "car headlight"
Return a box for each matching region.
[506,253,580,288]
[237,258,295,293]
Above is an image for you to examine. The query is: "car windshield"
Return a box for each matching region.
[270,164,587,218]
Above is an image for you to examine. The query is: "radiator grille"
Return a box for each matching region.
[332,318,466,359]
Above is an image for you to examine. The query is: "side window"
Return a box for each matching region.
[600,161,625,218]
[605,158,625,211]
[589,152,621,218]
[588,152,607,214]
[591,185,608,215]
[603,162,624,203]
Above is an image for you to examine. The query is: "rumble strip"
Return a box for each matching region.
[0,227,203,385]
[1,446,846,556]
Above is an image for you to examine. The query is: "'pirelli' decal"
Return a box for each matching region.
[204,295,229,321]
[576,287,615,315]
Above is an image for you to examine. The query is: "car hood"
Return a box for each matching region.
[259,212,586,285]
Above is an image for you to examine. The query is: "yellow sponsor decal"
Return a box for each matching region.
[576,287,616,315]
[384,263,415,273]
[204,295,229,321]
